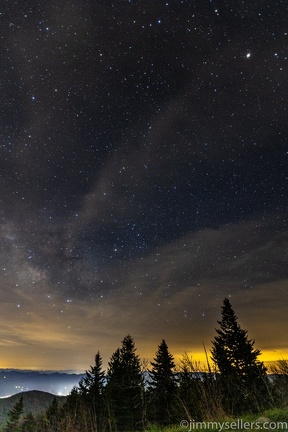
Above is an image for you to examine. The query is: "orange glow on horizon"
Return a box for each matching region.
[171,350,288,370]
[1,347,288,372]
[259,350,288,365]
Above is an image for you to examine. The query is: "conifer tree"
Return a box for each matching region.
[149,339,177,425]
[105,334,144,431]
[5,395,24,432]
[20,412,37,432]
[79,351,105,431]
[46,397,60,431]
[211,298,270,413]
[61,386,83,432]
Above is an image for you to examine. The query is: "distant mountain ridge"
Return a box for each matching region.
[0,369,85,398]
[0,390,66,427]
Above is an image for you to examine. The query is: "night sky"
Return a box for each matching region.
[0,0,287,371]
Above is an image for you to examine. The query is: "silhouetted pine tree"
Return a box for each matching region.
[211,298,271,414]
[149,339,177,425]
[60,386,84,431]
[79,351,106,431]
[45,397,60,431]
[5,395,24,432]
[105,335,144,431]
[19,412,37,432]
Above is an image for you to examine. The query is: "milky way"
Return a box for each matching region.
[0,0,287,370]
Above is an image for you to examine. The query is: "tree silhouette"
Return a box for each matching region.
[5,395,24,432]
[20,412,37,432]
[79,351,105,431]
[45,396,60,431]
[211,298,270,413]
[149,339,177,425]
[105,335,144,431]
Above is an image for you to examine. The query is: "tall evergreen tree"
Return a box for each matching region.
[61,386,84,432]
[5,396,24,432]
[46,397,60,431]
[211,298,270,414]
[79,351,106,432]
[20,412,37,432]
[105,335,144,431]
[149,339,177,425]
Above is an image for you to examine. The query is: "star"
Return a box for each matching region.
[0,0,286,373]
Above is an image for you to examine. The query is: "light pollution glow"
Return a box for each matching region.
[1,217,287,371]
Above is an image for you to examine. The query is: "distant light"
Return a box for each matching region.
[246,52,251,58]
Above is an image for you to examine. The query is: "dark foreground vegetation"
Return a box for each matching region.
[3,299,288,432]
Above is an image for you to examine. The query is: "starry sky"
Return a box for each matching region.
[0,0,287,371]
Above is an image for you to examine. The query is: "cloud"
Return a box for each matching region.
[0,209,286,369]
